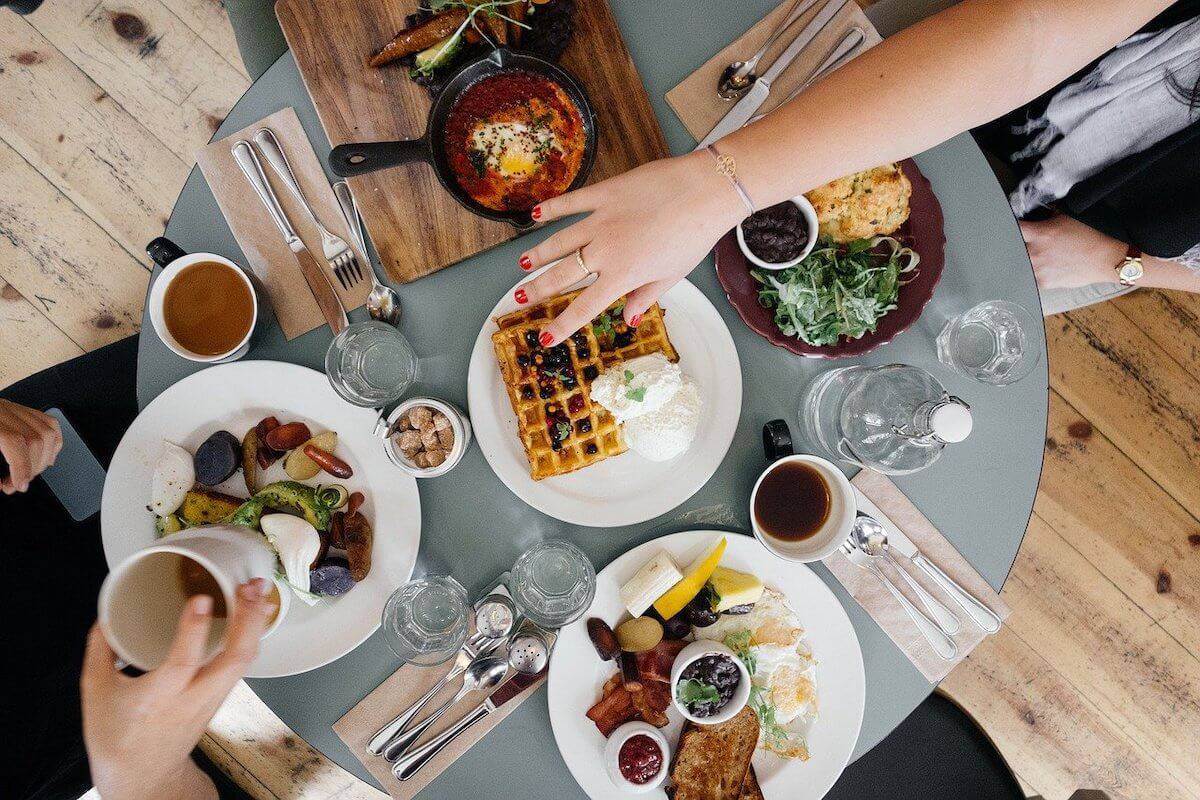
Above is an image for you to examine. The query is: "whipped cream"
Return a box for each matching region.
[589,354,682,424]
[589,354,702,462]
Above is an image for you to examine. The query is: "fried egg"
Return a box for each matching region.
[469,120,560,179]
[695,588,818,760]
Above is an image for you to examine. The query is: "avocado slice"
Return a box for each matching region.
[226,481,331,532]
[411,34,461,77]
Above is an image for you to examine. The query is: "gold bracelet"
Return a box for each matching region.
[705,144,755,217]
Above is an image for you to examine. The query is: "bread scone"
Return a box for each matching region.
[805,163,912,241]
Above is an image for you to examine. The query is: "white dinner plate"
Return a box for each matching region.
[547,531,865,800]
[100,361,421,678]
[467,268,742,527]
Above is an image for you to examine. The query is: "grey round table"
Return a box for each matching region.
[137,0,1046,794]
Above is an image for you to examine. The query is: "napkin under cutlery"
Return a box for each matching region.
[823,470,1011,682]
[666,0,881,144]
[195,107,369,340]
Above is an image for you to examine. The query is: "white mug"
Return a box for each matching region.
[147,251,258,363]
[98,524,282,671]
[750,453,856,563]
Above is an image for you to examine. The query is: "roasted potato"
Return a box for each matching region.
[179,488,245,526]
[284,431,337,481]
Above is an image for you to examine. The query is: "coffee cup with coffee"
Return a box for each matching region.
[750,420,856,562]
[98,524,285,671]
[146,237,258,363]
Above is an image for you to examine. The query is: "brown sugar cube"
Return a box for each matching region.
[420,427,440,452]
[437,426,455,448]
[396,412,411,431]
[395,430,422,456]
[413,452,430,468]
[424,448,447,467]
[409,405,433,430]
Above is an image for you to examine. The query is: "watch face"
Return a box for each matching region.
[1119,260,1144,282]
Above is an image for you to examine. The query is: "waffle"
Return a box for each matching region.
[492,292,679,480]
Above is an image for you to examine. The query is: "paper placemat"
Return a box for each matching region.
[195,107,369,340]
[822,470,1011,682]
[666,0,881,143]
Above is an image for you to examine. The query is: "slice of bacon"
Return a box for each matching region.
[631,679,672,728]
[635,638,688,684]
[586,676,636,737]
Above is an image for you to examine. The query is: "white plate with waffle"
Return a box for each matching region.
[468,266,742,527]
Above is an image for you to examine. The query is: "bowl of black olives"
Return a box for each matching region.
[736,195,819,270]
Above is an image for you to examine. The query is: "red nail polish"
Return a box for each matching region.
[519,255,533,271]
[531,206,542,220]
[514,289,528,305]
[630,314,642,327]
[539,332,553,347]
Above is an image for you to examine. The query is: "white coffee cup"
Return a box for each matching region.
[147,252,258,363]
[98,524,282,671]
[750,454,856,562]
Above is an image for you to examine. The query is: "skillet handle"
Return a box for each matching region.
[329,140,426,177]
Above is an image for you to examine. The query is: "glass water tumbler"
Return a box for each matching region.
[381,575,471,666]
[510,540,597,629]
[325,321,418,407]
[936,300,1040,386]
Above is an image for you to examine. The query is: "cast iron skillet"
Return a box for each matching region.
[329,47,597,228]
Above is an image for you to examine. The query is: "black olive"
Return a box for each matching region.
[650,608,691,640]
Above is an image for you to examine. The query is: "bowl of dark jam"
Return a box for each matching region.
[603,721,669,793]
[669,640,751,725]
[736,195,819,270]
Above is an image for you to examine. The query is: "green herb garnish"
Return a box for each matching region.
[751,236,919,347]
[555,421,571,441]
[725,630,788,747]
[676,678,721,707]
[625,386,646,402]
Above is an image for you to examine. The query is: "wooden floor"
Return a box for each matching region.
[4,2,1197,799]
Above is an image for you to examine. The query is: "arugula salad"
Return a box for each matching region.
[752,236,919,347]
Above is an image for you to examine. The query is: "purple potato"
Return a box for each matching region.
[309,558,356,597]
[193,430,241,486]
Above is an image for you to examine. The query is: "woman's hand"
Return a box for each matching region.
[515,150,746,345]
[1020,213,1127,291]
[82,579,276,800]
[0,398,62,494]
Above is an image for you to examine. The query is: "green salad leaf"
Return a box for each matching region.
[751,236,919,347]
[676,678,721,707]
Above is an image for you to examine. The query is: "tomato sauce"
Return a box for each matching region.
[618,734,664,785]
[443,70,585,212]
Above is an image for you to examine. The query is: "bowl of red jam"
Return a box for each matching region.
[603,721,669,793]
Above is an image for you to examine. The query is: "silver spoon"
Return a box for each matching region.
[853,515,962,636]
[381,656,508,761]
[332,180,401,326]
[718,0,818,100]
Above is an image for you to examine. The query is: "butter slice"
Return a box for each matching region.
[620,550,683,617]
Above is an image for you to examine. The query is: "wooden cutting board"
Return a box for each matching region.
[276,0,669,284]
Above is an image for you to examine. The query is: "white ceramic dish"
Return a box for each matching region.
[736,195,819,270]
[384,397,472,478]
[750,454,856,562]
[100,361,421,678]
[669,640,752,725]
[603,721,670,794]
[548,531,865,800]
[467,266,742,527]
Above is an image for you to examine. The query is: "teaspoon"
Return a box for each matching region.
[332,180,402,326]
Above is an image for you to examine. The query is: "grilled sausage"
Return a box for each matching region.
[264,421,312,452]
[303,444,354,479]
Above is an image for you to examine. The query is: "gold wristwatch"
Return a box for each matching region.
[1116,245,1144,286]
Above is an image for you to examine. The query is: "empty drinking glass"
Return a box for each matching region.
[325,321,418,407]
[936,300,1040,386]
[510,540,596,629]
[381,575,470,666]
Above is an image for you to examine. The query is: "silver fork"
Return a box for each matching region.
[840,537,958,660]
[251,127,364,290]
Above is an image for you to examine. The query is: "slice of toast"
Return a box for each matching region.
[667,707,760,800]
[740,766,765,800]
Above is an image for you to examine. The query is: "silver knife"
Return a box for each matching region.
[747,26,866,125]
[855,490,1002,633]
[231,140,348,334]
[697,0,850,149]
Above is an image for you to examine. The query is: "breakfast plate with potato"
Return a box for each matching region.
[547,531,864,799]
[100,361,421,677]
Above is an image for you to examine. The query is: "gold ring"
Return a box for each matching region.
[575,249,594,280]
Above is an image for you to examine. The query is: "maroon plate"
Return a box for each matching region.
[714,159,945,359]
